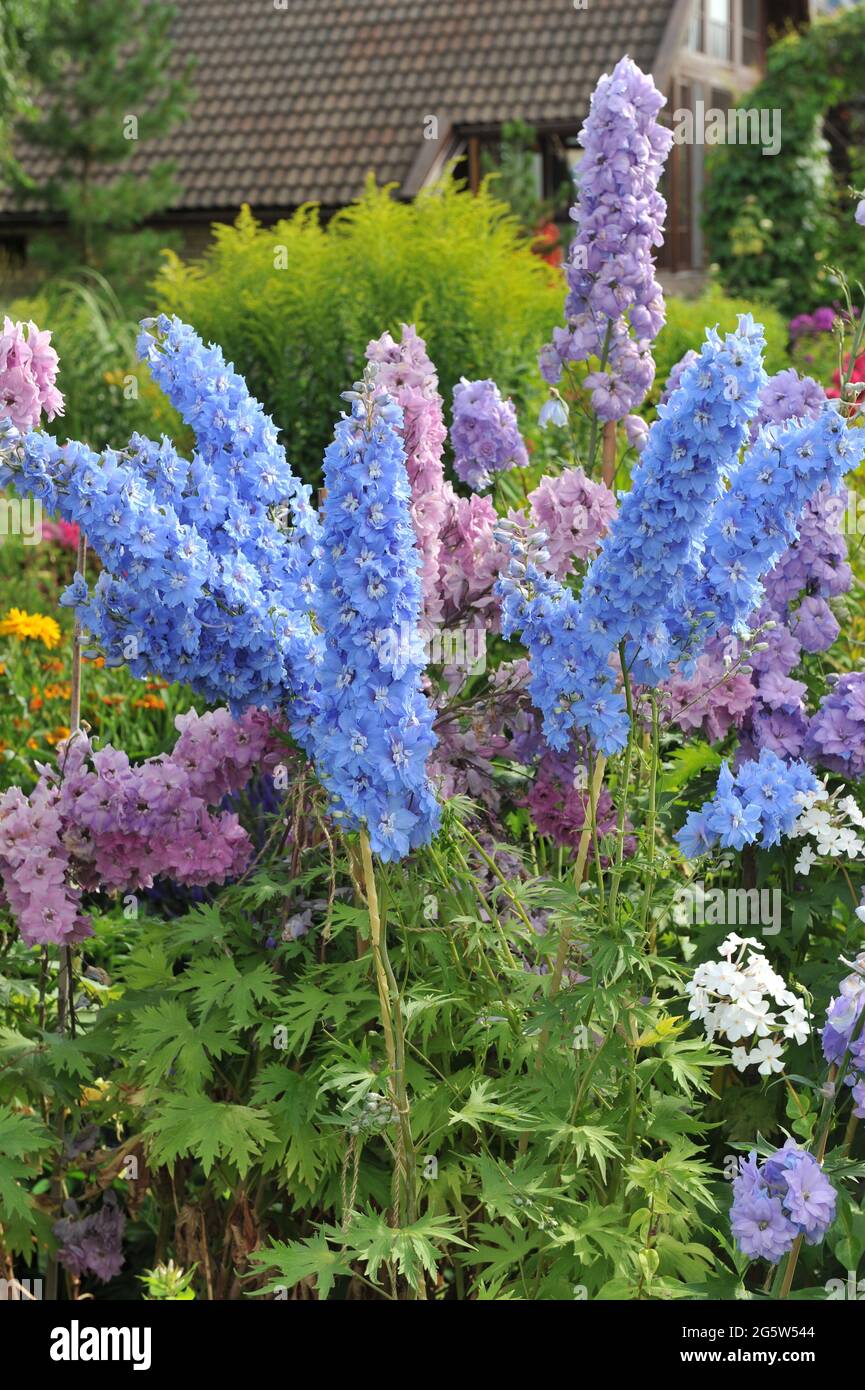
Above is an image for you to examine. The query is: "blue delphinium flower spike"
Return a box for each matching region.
[311,367,440,860]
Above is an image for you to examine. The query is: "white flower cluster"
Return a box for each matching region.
[686,934,810,1075]
[791,785,865,875]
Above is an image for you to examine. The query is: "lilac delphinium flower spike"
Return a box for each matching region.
[539,56,673,421]
[805,672,865,778]
[311,368,440,861]
[731,1142,836,1261]
[451,377,528,492]
[822,952,865,1118]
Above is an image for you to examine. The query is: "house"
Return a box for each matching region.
[0,0,814,276]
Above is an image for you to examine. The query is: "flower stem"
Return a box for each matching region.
[46,532,88,1302]
[607,644,636,927]
[640,693,661,951]
[548,753,607,1002]
[358,830,425,1296]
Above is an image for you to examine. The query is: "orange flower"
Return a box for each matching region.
[133,694,166,710]
[46,726,71,746]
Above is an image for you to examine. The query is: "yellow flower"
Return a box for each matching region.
[0,607,62,650]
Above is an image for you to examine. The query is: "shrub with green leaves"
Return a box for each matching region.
[155,177,561,482]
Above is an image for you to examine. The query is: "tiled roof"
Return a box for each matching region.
[1,0,681,218]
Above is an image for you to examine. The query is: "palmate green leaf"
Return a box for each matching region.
[164,903,229,953]
[544,1123,623,1182]
[468,1152,571,1227]
[143,1094,276,1177]
[659,741,723,793]
[125,998,242,1091]
[626,1142,718,1216]
[277,969,375,1054]
[462,1220,541,1285]
[248,1232,352,1300]
[252,1065,324,1189]
[550,1203,637,1266]
[177,956,281,1028]
[346,1211,467,1295]
[448,1078,537,1134]
[0,1104,55,1225]
[657,1037,723,1096]
[644,1091,714,1146]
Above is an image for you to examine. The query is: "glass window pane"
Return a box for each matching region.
[707,0,732,61]
[687,0,704,53]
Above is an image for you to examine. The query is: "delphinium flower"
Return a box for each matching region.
[687,935,810,1076]
[0,780,90,947]
[822,951,865,1119]
[663,642,757,743]
[753,368,827,429]
[517,467,617,582]
[451,378,528,492]
[310,368,439,861]
[730,1141,836,1260]
[804,672,865,778]
[658,349,699,406]
[663,372,849,752]
[0,317,64,432]
[429,660,533,813]
[497,524,629,755]
[676,749,819,858]
[0,708,276,946]
[366,324,448,626]
[169,705,283,804]
[54,1194,125,1283]
[539,56,673,421]
[2,317,324,739]
[692,399,861,649]
[578,315,767,688]
[437,486,505,629]
[525,742,635,861]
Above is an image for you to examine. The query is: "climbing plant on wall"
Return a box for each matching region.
[704,6,865,315]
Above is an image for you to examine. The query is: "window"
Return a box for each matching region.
[707,0,733,62]
[741,0,762,66]
[686,0,762,68]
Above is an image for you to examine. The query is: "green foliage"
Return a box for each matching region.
[9,0,191,273]
[3,271,183,449]
[0,0,50,174]
[703,7,865,313]
[650,288,789,404]
[155,178,562,482]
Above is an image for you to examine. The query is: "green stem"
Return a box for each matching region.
[639,693,661,951]
[607,644,637,928]
[359,829,424,1299]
